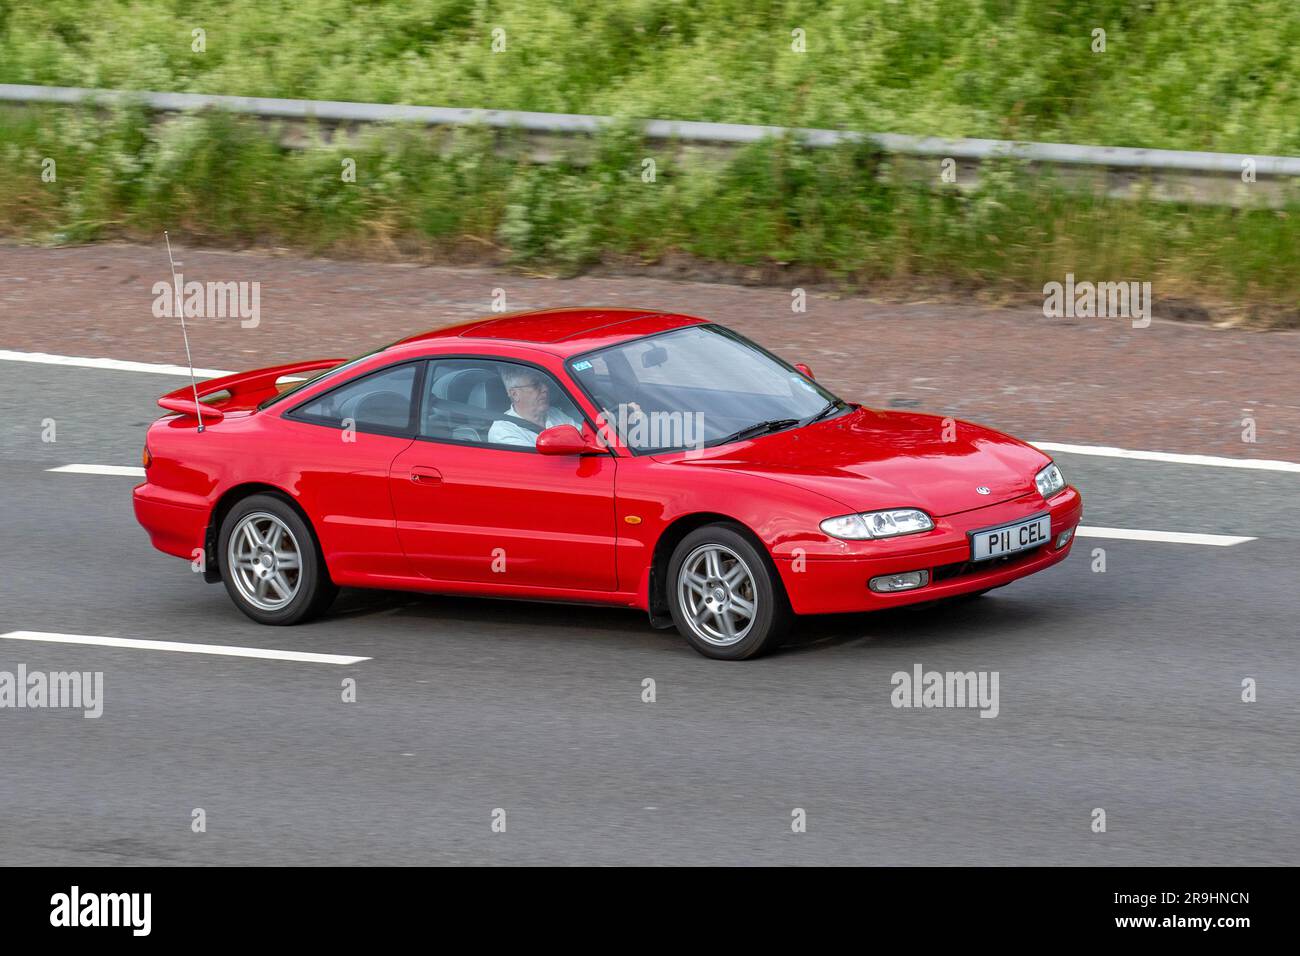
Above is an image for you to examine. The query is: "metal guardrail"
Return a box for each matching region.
[3,83,1297,205]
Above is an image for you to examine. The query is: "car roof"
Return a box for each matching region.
[390,308,711,357]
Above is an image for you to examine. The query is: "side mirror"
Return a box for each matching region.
[794,363,815,380]
[536,424,603,456]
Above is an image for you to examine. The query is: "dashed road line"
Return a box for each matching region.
[1033,441,1300,474]
[47,464,146,477]
[1073,527,1255,547]
[0,349,230,378]
[40,464,1261,546]
[0,631,370,665]
[8,350,1297,474]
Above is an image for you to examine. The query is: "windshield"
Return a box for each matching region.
[567,325,844,453]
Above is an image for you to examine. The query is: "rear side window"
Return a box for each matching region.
[258,344,392,409]
[289,362,418,434]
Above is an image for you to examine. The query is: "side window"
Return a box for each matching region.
[290,362,418,433]
[419,359,583,450]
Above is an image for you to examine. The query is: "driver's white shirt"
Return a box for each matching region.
[488,406,580,447]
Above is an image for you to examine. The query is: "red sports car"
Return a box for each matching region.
[134,308,1082,659]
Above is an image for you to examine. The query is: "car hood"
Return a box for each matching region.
[652,407,1052,517]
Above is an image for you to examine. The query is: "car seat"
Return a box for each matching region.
[428,367,510,441]
[346,390,411,430]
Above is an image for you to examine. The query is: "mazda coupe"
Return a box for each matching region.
[134,308,1082,659]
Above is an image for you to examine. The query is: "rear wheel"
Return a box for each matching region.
[219,494,336,625]
[667,525,791,660]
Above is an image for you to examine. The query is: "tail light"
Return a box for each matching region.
[141,443,153,469]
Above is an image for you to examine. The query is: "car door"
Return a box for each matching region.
[275,360,421,580]
[388,357,619,592]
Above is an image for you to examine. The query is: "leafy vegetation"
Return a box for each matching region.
[1,1,1296,316]
[4,0,1299,152]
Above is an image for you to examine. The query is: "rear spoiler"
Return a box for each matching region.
[157,358,347,421]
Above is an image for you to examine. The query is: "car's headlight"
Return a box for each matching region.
[1035,462,1065,499]
[820,509,934,540]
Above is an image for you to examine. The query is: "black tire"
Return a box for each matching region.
[218,493,337,625]
[666,524,792,660]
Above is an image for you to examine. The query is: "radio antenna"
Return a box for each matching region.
[164,231,204,432]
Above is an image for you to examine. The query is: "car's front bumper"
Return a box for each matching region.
[775,486,1083,615]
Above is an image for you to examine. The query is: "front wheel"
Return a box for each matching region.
[218,494,337,625]
[667,525,791,660]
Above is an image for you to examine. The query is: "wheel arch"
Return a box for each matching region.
[646,512,781,628]
[203,482,318,583]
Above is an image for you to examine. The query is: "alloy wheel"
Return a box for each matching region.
[227,511,303,611]
[676,543,759,647]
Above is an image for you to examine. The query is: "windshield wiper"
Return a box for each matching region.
[712,418,800,447]
[801,399,848,426]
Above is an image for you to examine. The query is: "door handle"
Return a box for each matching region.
[410,466,442,484]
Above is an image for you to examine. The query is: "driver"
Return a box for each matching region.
[489,367,582,447]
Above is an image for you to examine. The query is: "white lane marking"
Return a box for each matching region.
[38,462,1269,548]
[1075,526,1255,547]
[1034,441,1300,474]
[47,464,146,477]
[0,350,231,378]
[33,468,1264,547]
[0,631,369,665]
[7,351,1298,473]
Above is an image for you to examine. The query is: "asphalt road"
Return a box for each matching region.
[0,360,1296,865]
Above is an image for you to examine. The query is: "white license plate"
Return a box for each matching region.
[971,514,1051,561]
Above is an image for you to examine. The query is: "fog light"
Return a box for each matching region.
[1056,528,1074,548]
[869,570,930,593]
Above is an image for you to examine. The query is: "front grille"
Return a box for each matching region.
[931,545,1045,583]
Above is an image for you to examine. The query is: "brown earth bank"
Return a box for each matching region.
[1,240,1297,459]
